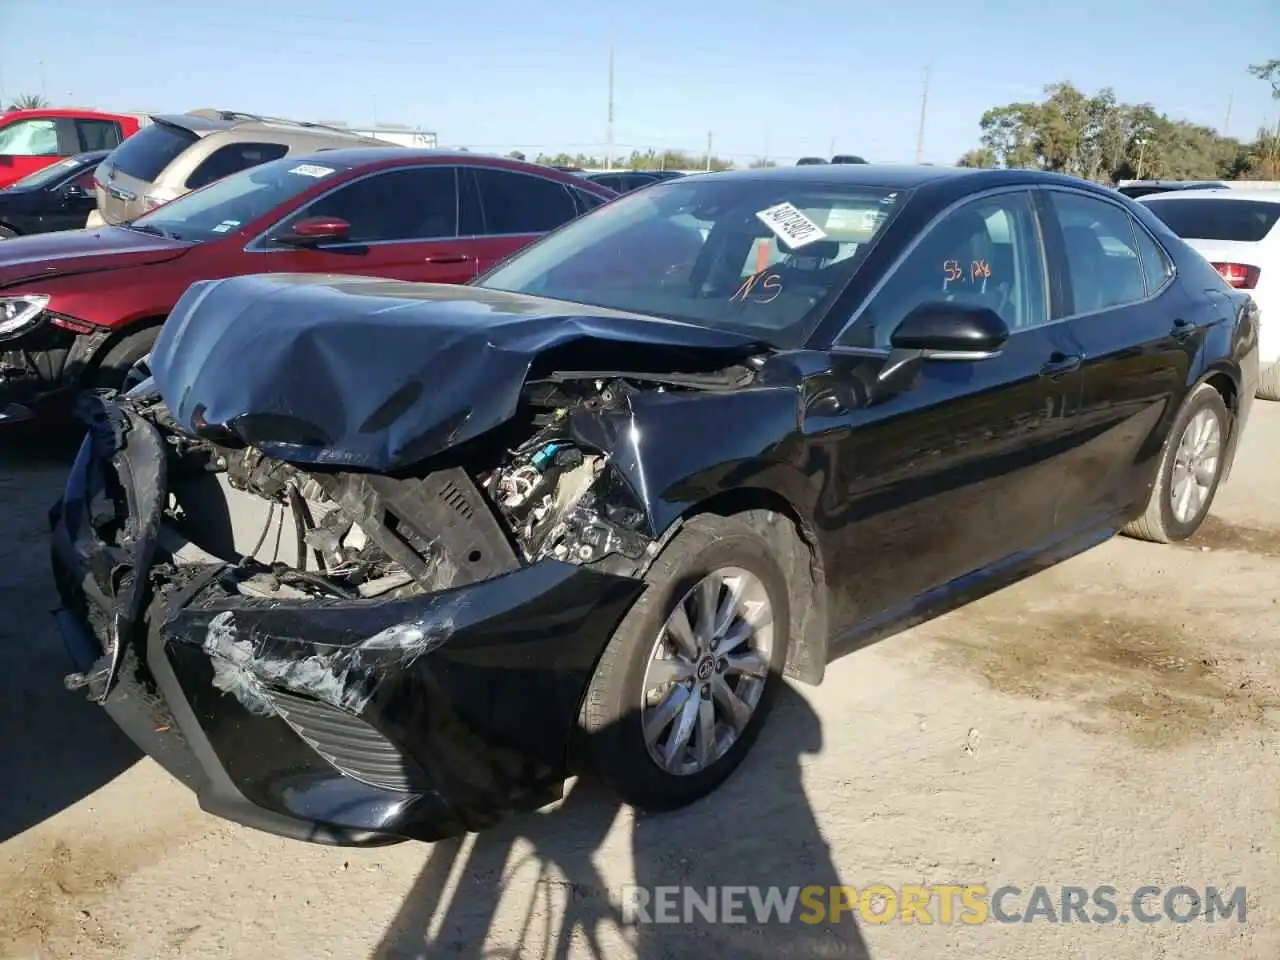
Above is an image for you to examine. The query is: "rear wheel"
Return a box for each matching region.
[1257,361,1280,402]
[580,514,789,811]
[1122,382,1228,543]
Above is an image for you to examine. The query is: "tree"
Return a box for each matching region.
[748,158,777,168]
[968,77,1278,183]
[956,147,997,168]
[506,150,526,161]
[6,93,49,110]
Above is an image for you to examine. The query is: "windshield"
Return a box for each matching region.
[128,156,353,242]
[476,176,904,347]
[10,155,91,191]
[1142,197,1280,244]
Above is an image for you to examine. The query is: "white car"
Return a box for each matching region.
[1139,189,1280,399]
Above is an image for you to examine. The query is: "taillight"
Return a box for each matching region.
[1212,262,1260,289]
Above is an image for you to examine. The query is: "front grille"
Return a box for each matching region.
[265,688,432,794]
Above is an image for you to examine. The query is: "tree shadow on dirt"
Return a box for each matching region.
[0,437,141,842]
[372,686,869,959]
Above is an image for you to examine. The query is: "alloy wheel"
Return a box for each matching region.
[1170,407,1221,525]
[640,567,774,776]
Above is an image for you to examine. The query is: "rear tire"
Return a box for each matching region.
[84,325,161,392]
[1257,361,1280,402]
[580,513,790,812]
[1122,382,1228,543]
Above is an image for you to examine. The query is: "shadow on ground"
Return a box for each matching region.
[373,687,868,960]
[0,432,141,842]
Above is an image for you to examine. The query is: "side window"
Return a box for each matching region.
[0,119,59,156]
[572,187,607,214]
[591,175,622,193]
[1131,218,1174,295]
[186,142,289,190]
[472,168,579,235]
[1048,192,1148,314]
[76,120,123,152]
[840,191,1047,348]
[280,166,459,243]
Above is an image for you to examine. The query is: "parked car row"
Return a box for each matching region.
[0,149,615,424]
[29,162,1260,847]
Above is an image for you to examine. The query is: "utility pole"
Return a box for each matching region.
[705,130,712,171]
[39,60,47,101]
[606,42,615,171]
[914,66,929,165]
[1223,89,1233,136]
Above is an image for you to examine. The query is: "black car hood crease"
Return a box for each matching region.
[148,273,766,470]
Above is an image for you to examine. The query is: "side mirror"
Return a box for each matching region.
[275,215,350,247]
[889,301,1009,359]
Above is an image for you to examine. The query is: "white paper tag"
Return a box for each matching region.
[755,201,828,249]
[289,164,335,178]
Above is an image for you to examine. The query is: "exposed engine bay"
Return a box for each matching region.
[117,370,744,605]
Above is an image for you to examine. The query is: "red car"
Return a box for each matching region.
[0,149,615,425]
[0,108,146,188]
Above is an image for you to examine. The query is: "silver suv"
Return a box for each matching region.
[89,110,394,225]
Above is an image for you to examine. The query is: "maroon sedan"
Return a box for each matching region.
[0,149,614,425]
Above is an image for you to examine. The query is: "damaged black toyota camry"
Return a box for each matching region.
[50,164,1258,845]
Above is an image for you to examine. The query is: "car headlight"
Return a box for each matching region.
[0,294,51,338]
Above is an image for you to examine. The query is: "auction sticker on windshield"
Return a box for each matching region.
[756,202,828,249]
[289,164,335,178]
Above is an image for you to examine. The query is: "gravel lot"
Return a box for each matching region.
[1,406,1277,960]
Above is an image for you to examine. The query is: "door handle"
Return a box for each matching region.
[1171,318,1194,338]
[424,253,473,264]
[1040,352,1082,377]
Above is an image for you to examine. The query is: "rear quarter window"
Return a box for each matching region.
[106,122,199,181]
[1142,198,1280,243]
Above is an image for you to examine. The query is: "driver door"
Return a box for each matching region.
[813,189,1083,632]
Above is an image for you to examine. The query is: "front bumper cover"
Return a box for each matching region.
[0,319,111,426]
[50,400,645,844]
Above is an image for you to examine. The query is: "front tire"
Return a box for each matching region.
[84,326,161,391]
[1122,382,1228,543]
[580,514,790,812]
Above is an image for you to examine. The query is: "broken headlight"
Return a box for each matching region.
[0,294,51,339]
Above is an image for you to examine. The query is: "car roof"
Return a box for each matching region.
[684,164,1091,191]
[290,147,582,168]
[2,107,140,122]
[1137,188,1280,205]
[150,113,388,144]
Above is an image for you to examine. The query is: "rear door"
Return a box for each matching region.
[462,166,589,274]
[254,164,476,283]
[1039,187,1193,530]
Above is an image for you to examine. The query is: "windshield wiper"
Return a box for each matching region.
[126,222,180,240]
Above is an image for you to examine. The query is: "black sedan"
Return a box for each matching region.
[0,150,108,238]
[51,164,1259,845]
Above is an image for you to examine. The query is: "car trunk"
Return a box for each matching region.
[95,120,201,224]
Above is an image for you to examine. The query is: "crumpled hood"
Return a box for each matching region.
[149,273,766,469]
[0,224,192,288]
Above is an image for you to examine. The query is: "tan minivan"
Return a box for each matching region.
[88,110,393,226]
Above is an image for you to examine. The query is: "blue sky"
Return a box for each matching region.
[2,0,1276,165]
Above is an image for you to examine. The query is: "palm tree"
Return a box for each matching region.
[6,93,50,111]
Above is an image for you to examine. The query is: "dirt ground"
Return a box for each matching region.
[1,405,1277,960]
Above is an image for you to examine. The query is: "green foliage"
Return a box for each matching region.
[533,148,734,171]
[968,69,1278,183]
[6,93,50,111]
